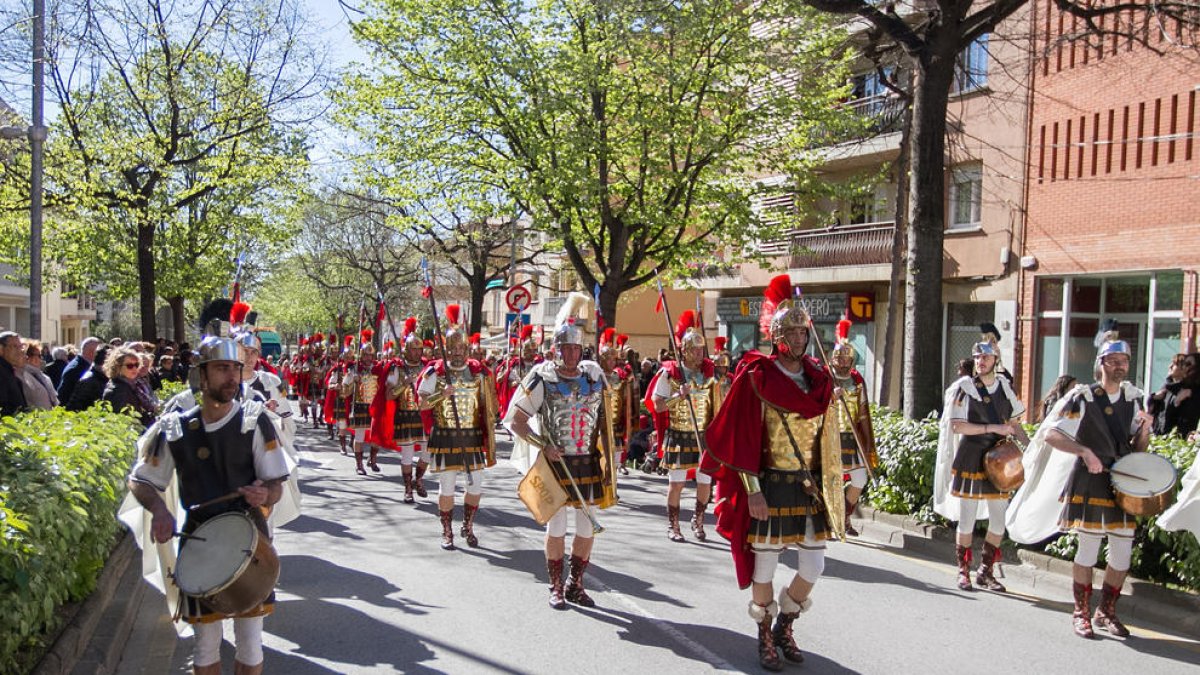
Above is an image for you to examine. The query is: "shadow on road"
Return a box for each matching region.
[281,514,365,541]
[824,556,965,599]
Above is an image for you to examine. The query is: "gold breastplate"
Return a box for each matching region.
[357,373,378,402]
[668,377,713,431]
[763,409,823,471]
[836,382,861,433]
[604,378,625,428]
[433,370,480,428]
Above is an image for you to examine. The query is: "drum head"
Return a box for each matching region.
[174,512,256,596]
[1111,453,1176,497]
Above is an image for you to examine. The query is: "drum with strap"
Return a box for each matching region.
[1111,452,1178,517]
[984,439,1025,492]
[173,512,280,615]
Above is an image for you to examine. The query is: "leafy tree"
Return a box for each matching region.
[0,0,320,340]
[797,0,1200,417]
[340,0,858,326]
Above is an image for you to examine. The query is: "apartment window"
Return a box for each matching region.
[951,34,989,95]
[947,165,982,230]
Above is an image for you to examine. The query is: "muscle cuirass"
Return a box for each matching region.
[763,410,823,471]
[543,376,604,454]
[393,368,421,411]
[355,370,378,402]
[835,380,862,433]
[432,369,480,429]
[667,377,713,431]
[603,373,626,430]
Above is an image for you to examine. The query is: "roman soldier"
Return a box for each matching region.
[713,336,734,399]
[934,328,1031,592]
[505,292,617,609]
[373,317,431,503]
[498,325,542,418]
[646,309,724,542]
[292,339,313,423]
[700,274,843,671]
[1007,328,1158,639]
[307,333,329,430]
[829,317,878,537]
[469,332,486,363]
[597,329,634,475]
[418,305,499,550]
[324,337,356,450]
[344,328,382,475]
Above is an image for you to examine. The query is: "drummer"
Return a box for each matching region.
[1039,331,1152,639]
[126,328,290,675]
[934,331,1030,593]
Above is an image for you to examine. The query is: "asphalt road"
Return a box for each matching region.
[117,423,1200,674]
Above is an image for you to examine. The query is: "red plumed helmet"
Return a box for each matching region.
[423,339,434,348]
[601,327,616,346]
[299,337,308,346]
[361,327,374,342]
[674,310,697,342]
[836,315,852,342]
[230,301,251,326]
[469,332,481,345]
[616,333,628,347]
[520,325,534,340]
[312,332,324,343]
[714,336,728,352]
[403,317,418,337]
[384,340,395,350]
[445,304,461,326]
[760,274,793,338]
[344,335,354,347]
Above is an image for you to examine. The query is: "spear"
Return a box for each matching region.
[653,271,707,454]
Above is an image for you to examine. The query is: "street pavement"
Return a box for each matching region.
[115,422,1200,674]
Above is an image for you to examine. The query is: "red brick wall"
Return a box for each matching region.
[1017,0,1200,404]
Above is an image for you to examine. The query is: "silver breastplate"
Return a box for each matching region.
[542,375,604,455]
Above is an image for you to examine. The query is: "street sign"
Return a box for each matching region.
[506,284,532,312]
[505,313,532,332]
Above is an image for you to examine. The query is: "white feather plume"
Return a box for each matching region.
[555,291,592,330]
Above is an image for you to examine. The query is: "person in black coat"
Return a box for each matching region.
[44,347,70,390]
[58,337,101,405]
[66,345,110,412]
[1163,353,1200,438]
[101,347,156,427]
[0,331,29,416]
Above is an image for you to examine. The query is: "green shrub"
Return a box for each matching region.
[866,407,943,524]
[0,406,140,672]
[865,405,1200,591]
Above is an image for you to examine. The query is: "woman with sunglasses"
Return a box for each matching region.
[102,346,157,426]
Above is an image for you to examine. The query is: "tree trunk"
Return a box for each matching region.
[902,56,955,420]
[468,276,487,335]
[598,281,620,339]
[137,220,158,341]
[168,296,187,344]
[880,94,913,408]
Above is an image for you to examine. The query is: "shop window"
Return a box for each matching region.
[1150,319,1183,388]
[1035,318,1063,410]
[1104,276,1150,313]
[1070,278,1101,313]
[1155,271,1184,310]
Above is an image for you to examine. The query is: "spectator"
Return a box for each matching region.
[19,340,58,409]
[102,346,156,426]
[1163,353,1200,438]
[66,345,111,411]
[58,336,101,405]
[44,346,69,388]
[108,337,124,347]
[174,346,194,381]
[0,331,29,416]
[956,358,973,379]
[1038,374,1077,422]
[149,354,180,390]
[638,358,657,395]
[1148,353,1187,435]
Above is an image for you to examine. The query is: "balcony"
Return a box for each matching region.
[759,222,896,269]
[61,293,97,320]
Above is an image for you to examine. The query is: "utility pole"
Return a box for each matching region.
[29,0,45,339]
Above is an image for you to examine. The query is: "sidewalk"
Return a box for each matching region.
[852,505,1200,636]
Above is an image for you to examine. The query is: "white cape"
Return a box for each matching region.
[933,376,1021,522]
[1004,393,1080,543]
[119,400,298,631]
[1157,458,1200,540]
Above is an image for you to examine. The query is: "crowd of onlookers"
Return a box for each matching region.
[0,332,194,427]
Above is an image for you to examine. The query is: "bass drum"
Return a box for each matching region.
[173,512,279,616]
[984,439,1025,492]
[1111,452,1178,518]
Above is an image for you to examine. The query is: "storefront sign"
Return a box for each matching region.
[717,293,850,323]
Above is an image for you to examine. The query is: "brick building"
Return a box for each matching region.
[1016,1,1200,411]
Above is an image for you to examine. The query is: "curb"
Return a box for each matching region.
[32,533,139,675]
[856,505,1200,636]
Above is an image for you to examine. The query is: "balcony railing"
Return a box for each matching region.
[812,94,906,146]
[760,222,896,269]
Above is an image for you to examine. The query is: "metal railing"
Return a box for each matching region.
[759,222,896,269]
[812,94,906,146]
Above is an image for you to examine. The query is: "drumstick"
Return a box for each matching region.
[173,531,207,542]
[188,476,287,511]
[1108,468,1148,482]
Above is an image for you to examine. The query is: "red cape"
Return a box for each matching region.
[642,359,715,457]
[700,351,832,589]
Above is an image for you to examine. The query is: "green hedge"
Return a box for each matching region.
[867,406,1200,592]
[0,406,141,672]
